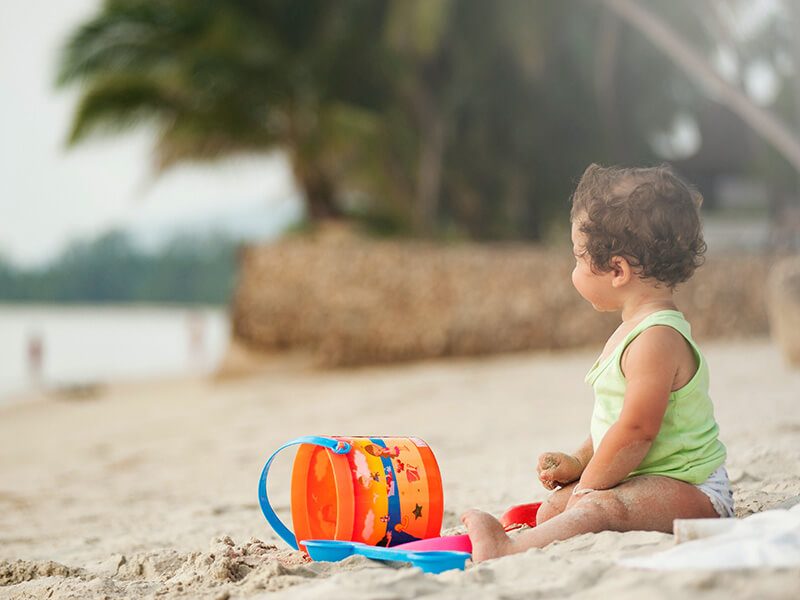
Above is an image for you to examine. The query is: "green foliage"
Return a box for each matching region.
[0,232,238,305]
[58,0,392,215]
[58,1,798,241]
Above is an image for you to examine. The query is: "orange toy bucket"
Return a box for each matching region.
[258,436,443,550]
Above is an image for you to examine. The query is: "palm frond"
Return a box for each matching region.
[152,105,285,172]
[66,75,181,145]
[56,1,195,86]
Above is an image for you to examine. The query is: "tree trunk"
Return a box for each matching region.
[415,106,445,236]
[595,9,622,157]
[290,154,342,221]
[406,67,447,237]
[604,0,800,176]
[789,2,800,195]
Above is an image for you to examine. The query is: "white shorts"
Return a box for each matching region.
[696,465,735,518]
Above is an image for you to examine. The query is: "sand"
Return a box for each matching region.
[2,338,799,599]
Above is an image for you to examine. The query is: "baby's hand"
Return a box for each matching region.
[537,452,583,490]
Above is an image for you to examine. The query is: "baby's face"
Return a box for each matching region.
[570,220,616,312]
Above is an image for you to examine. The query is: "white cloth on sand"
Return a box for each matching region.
[619,503,800,570]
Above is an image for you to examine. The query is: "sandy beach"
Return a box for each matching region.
[2,337,799,599]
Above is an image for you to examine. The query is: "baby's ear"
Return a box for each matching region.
[610,256,632,287]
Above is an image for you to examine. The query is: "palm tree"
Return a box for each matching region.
[62,1,791,241]
[57,0,391,220]
[57,0,618,239]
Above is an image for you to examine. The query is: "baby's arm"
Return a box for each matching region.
[572,436,594,471]
[574,327,683,493]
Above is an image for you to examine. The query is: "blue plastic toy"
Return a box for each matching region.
[302,539,470,574]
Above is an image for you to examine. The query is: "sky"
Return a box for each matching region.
[0,0,302,267]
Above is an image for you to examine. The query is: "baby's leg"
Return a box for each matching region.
[463,475,717,562]
[461,482,577,560]
[536,481,577,525]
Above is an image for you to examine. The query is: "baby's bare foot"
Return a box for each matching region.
[461,509,515,563]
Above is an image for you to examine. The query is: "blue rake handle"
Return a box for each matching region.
[302,539,471,574]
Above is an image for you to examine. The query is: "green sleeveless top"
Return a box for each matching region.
[586,310,726,485]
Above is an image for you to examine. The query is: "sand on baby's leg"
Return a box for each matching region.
[535,481,577,525]
[462,474,719,563]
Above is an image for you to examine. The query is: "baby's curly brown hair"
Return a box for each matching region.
[570,163,706,288]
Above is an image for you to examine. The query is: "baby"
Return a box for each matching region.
[462,163,733,562]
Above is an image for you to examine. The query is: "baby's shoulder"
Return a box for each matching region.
[634,323,689,347]
[622,325,698,383]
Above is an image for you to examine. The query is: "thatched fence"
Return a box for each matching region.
[229,230,770,368]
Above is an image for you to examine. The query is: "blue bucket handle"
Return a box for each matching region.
[257,435,351,550]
